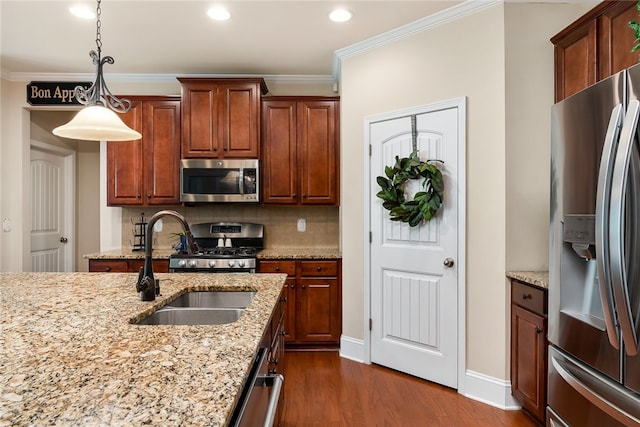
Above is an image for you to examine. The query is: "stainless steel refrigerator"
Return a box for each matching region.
[549,63,640,426]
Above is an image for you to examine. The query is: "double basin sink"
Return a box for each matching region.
[135,291,256,325]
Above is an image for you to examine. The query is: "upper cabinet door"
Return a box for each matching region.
[179,80,222,158]
[179,78,266,158]
[107,100,144,205]
[298,99,339,205]
[143,99,181,205]
[261,99,298,204]
[221,82,262,158]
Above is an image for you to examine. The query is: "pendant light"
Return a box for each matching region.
[53,0,141,141]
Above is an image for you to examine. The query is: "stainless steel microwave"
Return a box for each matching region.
[180,159,259,203]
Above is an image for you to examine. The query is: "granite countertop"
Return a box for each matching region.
[0,272,286,426]
[506,271,549,290]
[84,247,342,260]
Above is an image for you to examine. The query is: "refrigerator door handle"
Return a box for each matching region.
[551,354,640,426]
[595,104,624,350]
[609,99,640,356]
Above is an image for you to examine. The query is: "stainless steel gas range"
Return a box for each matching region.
[169,222,263,273]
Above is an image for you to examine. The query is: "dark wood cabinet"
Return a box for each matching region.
[107,97,181,206]
[261,97,340,205]
[179,78,267,158]
[510,279,548,425]
[258,259,342,348]
[552,1,639,102]
[88,258,169,273]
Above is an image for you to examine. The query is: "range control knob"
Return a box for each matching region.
[188,260,197,268]
[228,259,236,268]
[178,259,187,268]
[238,259,246,268]
[208,259,216,268]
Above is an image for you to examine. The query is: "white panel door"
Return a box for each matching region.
[30,148,70,272]
[370,106,459,388]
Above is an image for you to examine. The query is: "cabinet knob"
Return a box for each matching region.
[290,285,295,289]
[275,266,280,271]
[147,193,151,199]
[105,267,111,272]
[136,194,141,199]
[301,284,306,289]
[536,327,543,334]
[223,146,228,151]
[292,193,297,198]
[316,266,322,271]
[522,294,532,300]
[302,194,307,198]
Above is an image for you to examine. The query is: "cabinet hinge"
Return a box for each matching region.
[369,231,372,243]
[369,144,372,156]
[369,318,373,331]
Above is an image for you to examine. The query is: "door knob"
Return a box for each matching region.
[443,258,454,267]
[60,237,68,243]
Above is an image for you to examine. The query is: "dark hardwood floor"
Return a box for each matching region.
[281,351,539,427]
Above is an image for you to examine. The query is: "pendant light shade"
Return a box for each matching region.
[53,105,141,141]
[55,0,141,142]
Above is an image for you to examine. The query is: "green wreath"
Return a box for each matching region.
[376,150,444,227]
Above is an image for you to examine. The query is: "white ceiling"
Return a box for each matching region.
[1,0,466,83]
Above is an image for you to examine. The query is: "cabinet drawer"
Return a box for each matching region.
[512,280,547,315]
[89,259,129,273]
[300,260,338,277]
[258,260,296,276]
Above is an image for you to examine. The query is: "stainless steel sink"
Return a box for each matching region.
[165,291,255,309]
[134,291,255,325]
[135,307,244,325]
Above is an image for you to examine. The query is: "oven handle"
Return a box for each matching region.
[256,374,284,427]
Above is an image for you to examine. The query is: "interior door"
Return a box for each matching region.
[369,105,460,388]
[30,146,73,272]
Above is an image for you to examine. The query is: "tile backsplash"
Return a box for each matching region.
[122,206,339,250]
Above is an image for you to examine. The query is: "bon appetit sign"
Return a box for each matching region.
[27,81,91,106]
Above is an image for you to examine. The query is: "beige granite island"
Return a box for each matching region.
[0,272,286,426]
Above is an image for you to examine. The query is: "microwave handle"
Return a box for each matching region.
[238,168,245,195]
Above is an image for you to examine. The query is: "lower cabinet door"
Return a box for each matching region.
[511,303,547,423]
[296,278,340,343]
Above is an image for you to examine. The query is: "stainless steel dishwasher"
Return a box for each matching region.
[229,347,284,427]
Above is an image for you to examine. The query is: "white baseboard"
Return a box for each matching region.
[463,370,521,410]
[338,336,520,411]
[339,335,366,363]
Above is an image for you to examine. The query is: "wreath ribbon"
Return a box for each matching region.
[376,150,444,227]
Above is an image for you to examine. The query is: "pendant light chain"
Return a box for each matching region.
[95,0,102,55]
[73,0,132,113]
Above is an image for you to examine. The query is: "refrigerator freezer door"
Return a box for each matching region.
[550,71,624,381]
[548,347,640,427]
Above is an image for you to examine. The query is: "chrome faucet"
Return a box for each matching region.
[136,210,199,301]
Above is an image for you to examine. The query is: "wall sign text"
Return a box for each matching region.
[27,81,92,106]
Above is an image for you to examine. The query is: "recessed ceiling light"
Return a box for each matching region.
[207,6,231,21]
[329,8,352,23]
[69,4,95,20]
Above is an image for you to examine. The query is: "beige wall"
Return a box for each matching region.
[340,1,597,381]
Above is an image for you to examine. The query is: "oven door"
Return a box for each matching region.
[229,348,284,427]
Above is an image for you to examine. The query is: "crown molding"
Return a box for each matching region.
[332,0,503,80]
[1,71,336,87]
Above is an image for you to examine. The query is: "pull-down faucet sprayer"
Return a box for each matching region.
[136,210,199,301]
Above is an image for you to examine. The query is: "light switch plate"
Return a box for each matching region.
[297,218,306,232]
